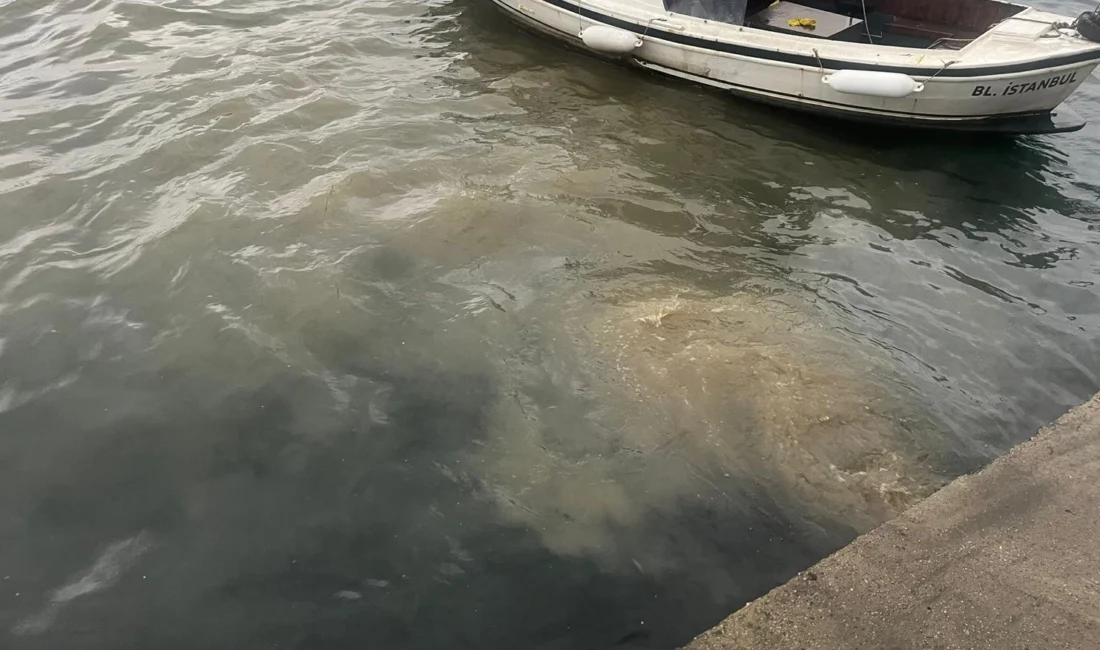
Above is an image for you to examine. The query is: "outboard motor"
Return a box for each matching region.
[1077,10,1100,42]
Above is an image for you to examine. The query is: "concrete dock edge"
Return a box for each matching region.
[684,393,1100,650]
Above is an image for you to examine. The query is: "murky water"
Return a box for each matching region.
[1,0,1099,648]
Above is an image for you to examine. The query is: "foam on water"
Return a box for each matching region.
[13,533,152,636]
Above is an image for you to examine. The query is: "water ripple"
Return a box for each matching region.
[1,0,1099,648]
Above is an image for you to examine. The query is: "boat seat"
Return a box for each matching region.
[748,1,867,40]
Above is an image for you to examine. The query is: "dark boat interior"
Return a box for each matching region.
[663,0,1027,49]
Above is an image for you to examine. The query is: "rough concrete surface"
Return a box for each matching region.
[684,393,1100,650]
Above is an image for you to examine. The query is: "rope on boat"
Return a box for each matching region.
[924,59,957,82]
[859,0,873,45]
[811,48,825,75]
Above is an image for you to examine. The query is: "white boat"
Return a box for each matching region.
[487,0,1100,133]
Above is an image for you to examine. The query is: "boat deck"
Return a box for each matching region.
[781,0,1008,49]
[663,0,1027,50]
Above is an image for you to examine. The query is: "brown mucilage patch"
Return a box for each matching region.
[464,285,946,568]
[590,288,944,527]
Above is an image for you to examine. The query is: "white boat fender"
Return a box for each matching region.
[580,25,642,54]
[822,70,925,99]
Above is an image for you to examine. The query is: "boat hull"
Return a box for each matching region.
[488,0,1100,134]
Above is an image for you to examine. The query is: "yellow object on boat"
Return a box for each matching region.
[787,17,817,29]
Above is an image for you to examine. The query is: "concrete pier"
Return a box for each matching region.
[684,394,1100,650]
